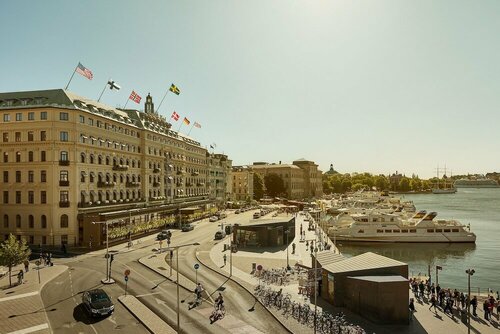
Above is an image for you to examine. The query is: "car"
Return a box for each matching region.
[82,289,114,317]
[214,230,226,240]
[209,216,219,222]
[156,229,171,240]
[235,210,240,214]
[217,212,227,219]
[253,212,260,219]
[181,224,194,232]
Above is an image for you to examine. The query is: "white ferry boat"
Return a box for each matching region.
[328,211,476,243]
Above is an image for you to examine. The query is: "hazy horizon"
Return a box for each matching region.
[2,1,500,178]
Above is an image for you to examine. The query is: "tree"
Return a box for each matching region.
[399,177,410,192]
[253,173,264,200]
[264,173,286,198]
[0,234,31,287]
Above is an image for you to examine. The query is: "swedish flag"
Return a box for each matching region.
[169,83,180,95]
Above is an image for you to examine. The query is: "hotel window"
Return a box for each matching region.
[28,151,33,162]
[16,113,22,121]
[60,151,68,161]
[41,236,46,244]
[410,229,417,233]
[41,151,46,161]
[80,171,86,182]
[60,112,69,121]
[3,171,8,182]
[28,191,34,204]
[41,191,47,204]
[3,215,8,228]
[3,191,8,204]
[28,171,34,183]
[88,118,94,126]
[16,171,21,182]
[427,229,434,233]
[40,111,47,120]
[28,112,34,120]
[60,214,69,228]
[60,171,68,181]
[444,229,451,233]
[41,131,46,141]
[3,114,10,122]
[16,151,21,162]
[2,132,8,142]
[79,115,85,123]
[28,131,34,141]
[41,215,47,228]
[60,191,69,203]
[15,132,21,142]
[41,170,47,182]
[16,191,21,204]
[60,131,69,141]
[16,215,21,228]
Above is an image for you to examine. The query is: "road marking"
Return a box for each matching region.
[7,323,49,334]
[0,291,38,302]
[135,292,163,298]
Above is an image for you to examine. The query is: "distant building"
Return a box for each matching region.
[0,89,231,246]
[251,158,323,200]
[231,166,254,202]
[389,171,403,190]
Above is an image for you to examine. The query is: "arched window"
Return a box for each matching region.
[81,152,86,163]
[81,171,86,182]
[60,214,68,228]
[106,156,110,165]
[90,154,95,164]
[3,214,8,228]
[120,174,124,183]
[28,151,34,162]
[29,215,34,228]
[60,151,69,161]
[137,161,141,168]
[132,160,136,168]
[98,155,103,164]
[41,215,47,228]
[16,214,21,228]
[16,151,21,162]
[113,174,117,183]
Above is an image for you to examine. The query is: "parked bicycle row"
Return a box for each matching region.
[254,284,366,334]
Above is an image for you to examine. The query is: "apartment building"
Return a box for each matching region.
[231,166,254,202]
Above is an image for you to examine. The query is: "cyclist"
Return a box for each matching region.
[194,283,203,304]
[215,293,224,311]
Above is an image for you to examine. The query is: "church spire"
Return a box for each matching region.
[144,93,154,114]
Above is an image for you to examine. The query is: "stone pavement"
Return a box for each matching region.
[118,295,177,334]
[0,263,67,334]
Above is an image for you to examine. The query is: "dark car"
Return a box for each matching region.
[181,224,194,232]
[156,229,172,240]
[82,289,114,317]
[214,230,226,240]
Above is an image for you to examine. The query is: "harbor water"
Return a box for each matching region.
[336,188,500,294]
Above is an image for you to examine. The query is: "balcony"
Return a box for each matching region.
[191,171,199,176]
[176,183,183,187]
[186,183,193,187]
[153,168,161,173]
[97,181,115,188]
[176,170,184,175]
[126,181,140,187]
[153,182,161,187]
[59,160,70,166]
[197,182,205,186]
[59,180,70,186]
[113,164,129,171]
[59,201,70,208]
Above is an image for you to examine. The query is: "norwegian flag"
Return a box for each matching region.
[129,91,142,104]
[171,111,180,121]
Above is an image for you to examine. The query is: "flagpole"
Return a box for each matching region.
[123,98,130,110]
[97,80,109,102]
[156,90,169,113]
[186,123,195,136]
[177,121,184,133]
[64,64,78,90]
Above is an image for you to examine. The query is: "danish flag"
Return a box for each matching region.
[171,111,180,121]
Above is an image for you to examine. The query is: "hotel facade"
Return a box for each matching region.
[0,89,231,247]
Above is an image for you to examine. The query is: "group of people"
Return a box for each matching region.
[409,277,500,322]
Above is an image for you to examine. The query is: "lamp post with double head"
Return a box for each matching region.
[466,269,475,334]
[165,242,200,333]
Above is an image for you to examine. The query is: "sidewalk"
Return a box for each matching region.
[118,295,177,334]
[0,263,67,334]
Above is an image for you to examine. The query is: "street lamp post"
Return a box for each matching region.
[165,242,200,333]
[285,228,290,270]
[313,243,318,334]
[466,269,475,334]
[436,265,442,286]
[92,221,115,284]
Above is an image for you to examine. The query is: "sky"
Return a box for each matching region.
[2,0,500,178]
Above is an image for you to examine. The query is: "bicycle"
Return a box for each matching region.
[209,304,226,323]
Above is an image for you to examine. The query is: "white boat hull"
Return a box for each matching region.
[331,234,476,243]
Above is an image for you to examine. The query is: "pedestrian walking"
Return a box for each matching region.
[17,270,24,285]
[429,294,438,313]
[471,296,478,316]
[409,298,416,321]
[223,254,227,266]
[483,299,490,320]
[24,260,29,273]
[48,253,52,266]
[292,243,296,254]
[61,243,67,254]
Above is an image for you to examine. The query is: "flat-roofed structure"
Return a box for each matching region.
[233,215,295,248]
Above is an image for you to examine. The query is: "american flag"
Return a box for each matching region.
[194,122,201,128]
[171,111,180,121]
[129,91,142,104]
[75,62,93,80]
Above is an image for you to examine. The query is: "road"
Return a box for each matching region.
[41,209,289,334]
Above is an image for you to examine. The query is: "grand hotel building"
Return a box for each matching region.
[0,89,231,247]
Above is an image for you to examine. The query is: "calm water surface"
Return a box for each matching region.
[336,189,500,293]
